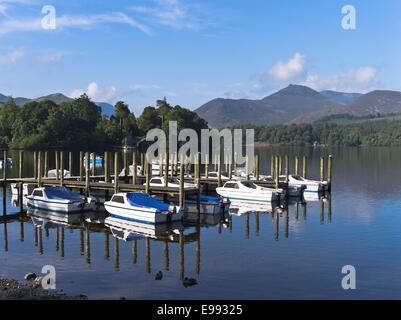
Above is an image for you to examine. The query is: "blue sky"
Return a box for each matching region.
[0,0,400,115]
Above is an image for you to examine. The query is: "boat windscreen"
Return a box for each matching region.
[242,181,257,189]
[292,175,303,181]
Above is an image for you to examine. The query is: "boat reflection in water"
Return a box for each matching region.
[105,216,184,241]
[228,199,280,216]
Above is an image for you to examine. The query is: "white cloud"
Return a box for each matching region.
[301,67,378,93]
[70,82,117,102]
[0,12,152,35]
[0,49,23,64]
[268,53,306,82]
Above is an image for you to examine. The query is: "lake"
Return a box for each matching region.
[1,146,401,299]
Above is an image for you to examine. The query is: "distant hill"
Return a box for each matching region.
[195,85,341,127]
[320,90,362,104]
[291,90,401,124]
[0,92,114,116]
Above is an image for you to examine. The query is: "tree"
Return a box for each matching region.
[137,106,162,133]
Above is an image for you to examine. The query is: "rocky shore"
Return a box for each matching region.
[0,277,88,300]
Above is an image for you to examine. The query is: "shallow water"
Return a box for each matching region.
[1,147,401,300]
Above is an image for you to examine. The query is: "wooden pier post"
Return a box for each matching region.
[270,155,274,179]
[18,151,23,213]
[104,152,109,183]
[3,150,7,216]
[245,155,249,180]
[179,159,184,207]
[295,156,299,176]
[91,152,95,177]
[37,152,42,187]
[79,151,83,181]
[132,151,137,185]
[69,152,73,176]
[124,150,128,183]
[214,154,218,172]
[328,155,332,184]
[2,150,7,182]
[320,156,325,182]
[85,152,90,196]
[195,152,201,190]
[60,151,64,187]
[233,152,237,176]
[217,155,222,187]
[255,155,259,180]
[228,155,232,180]
[33,151,37,179]
[55,151,59,181]
[44,151,48,178]
[285,155,289,183]
[164,152,169,188]
[205,154,209,179]
[114,152,119,193]
[303,156,307,178]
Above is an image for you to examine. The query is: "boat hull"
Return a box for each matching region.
[27,198,95,213]
[104,203,183,224]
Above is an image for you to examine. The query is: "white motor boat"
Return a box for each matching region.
[105,216,184,240]
[146,176,196,189]
[104,192,183,224]
[254,176,306,198]
[47,169,71,178]
[288,175,328,193]
[10,183,35,196]
[27,187,95,213]
[119,165,144,177]
[216,180,282,203]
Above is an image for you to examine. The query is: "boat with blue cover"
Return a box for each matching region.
[27,187,95,213]
[104,192,183,224]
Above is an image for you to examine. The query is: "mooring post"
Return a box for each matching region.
[159,153,163,177]
[79,152,83,181]
[255,155,259,180]
[104,151,109,183]
[55,151,59,181]
[124,150,128,183]
[145,155,150,195]
[3,150,7,182]
[33,151,37,179]
[132,151,137,185]
[233,152,237,176]
[114,152,119,193]
[279,156,282,176]
[303,156,307,178]
[275,156,279,190]
[205,154,209,179]
[44,151,48,178]
[295,156,299,175]
[91,152,95,177]
[85,152,90,196]
[60,151,64,187]
[179,158,184,207]
[69,151,73,176]
[37,151,42,187]
[328,155,332,185]
[140,153,144,173]
[228,155,232,180]
[164,151,169,188]
[196,152,201,190]
[3,150,7,216]
[285,155,289,184]
[19,151,23,213]
[245,155,249,180]
[320,156,325,182]
[271,155,274,179]
[217,155,222,187]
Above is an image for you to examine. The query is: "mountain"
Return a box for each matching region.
[0,92,114,116]
[320,90,362,104]
[291,90,401,124]
[195,85,342,127]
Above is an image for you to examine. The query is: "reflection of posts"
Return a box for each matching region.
[245,213,249,238]
[255,212,259,235]
[275,210,279,241]
[328,194,332,222]
[20,222,24,242]
[61,227,65,258]
[114,237,119,270]
[85,228,89,264]
[38,227,43,254]
[285,208,289,238]
[196,225,200,275]
[295,203,299,220]
[179,232,184,280]
[3,223,8,252]
[320,197,324,224]
[56,227,59,251]
[132,240,137,265]
[80,229,84,255]
[104,232,109,260]
[146,237,151,274]
[303,203,307,220]
[164,240,169,271]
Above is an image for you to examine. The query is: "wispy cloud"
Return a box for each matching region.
[0,48,24,65]
[0,10,152,35]
[35,52,61,63]
[130,0,215,31]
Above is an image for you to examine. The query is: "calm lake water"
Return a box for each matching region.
[1,146,401,300]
